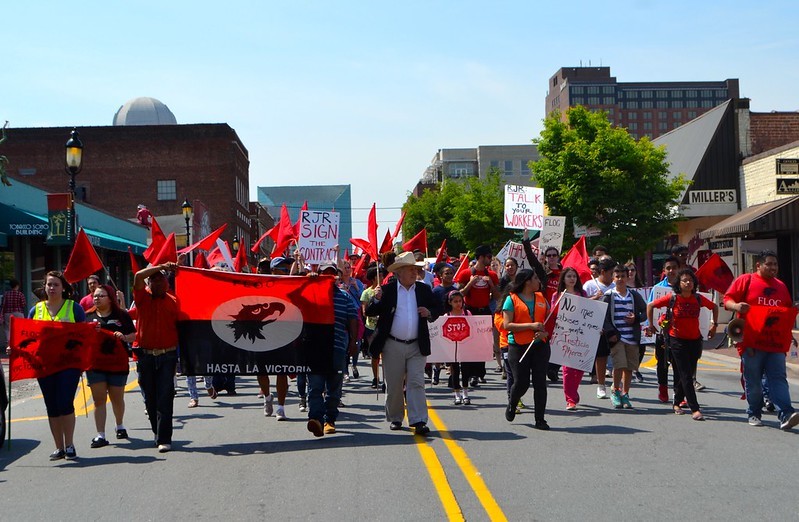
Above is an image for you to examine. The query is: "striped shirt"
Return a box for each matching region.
[333,287,358,353]
[609,289,636,344]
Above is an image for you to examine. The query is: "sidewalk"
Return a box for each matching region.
[704,326,799,383]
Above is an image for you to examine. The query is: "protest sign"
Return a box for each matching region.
[548,294,607,372]
[504,185,544,230]
[633,287,656,344]
[540,216,565,254]
[495,239,535,272]
[427,315,494,363]
[297,210,339,264]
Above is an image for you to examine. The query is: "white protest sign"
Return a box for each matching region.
[633,287,656,344]
[540,216,566,254]
[650,286,713,340]
[427,315,494,363]
[494,240,535,273]
[504,185,544,230]
[298,210,340,264]
[548,294,608,372]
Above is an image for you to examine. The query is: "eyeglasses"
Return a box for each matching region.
[93,294,109,299]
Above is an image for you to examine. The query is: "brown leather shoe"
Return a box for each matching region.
[307,419,324,437]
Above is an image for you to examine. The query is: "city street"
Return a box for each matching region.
[2,348,798,521]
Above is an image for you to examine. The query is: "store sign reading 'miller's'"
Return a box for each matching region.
[688,189,737,204]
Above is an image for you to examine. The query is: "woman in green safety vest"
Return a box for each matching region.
[29,271,86,461]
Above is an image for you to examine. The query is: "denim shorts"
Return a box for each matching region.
[86,370,128,387]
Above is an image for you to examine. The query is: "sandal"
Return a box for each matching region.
[207,387,218,399]
[692,411,705,421]
[673,405,685,415]
[188,399,199,408]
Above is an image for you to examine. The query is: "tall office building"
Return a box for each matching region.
[545,66,739,139]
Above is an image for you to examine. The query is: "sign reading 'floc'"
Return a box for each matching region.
[297,210,340,264]
[504,185,544,230]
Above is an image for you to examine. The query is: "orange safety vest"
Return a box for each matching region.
[509,292,547,344]
[493,310,509,349]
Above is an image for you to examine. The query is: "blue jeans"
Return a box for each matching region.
[138,350,178,445]
[308,351,346,424]
[742,349,795,422]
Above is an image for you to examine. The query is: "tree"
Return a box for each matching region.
[402,169,508,255]
[531,106,688,260]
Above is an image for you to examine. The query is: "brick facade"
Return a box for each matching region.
[741,141,799,206]
[749,112,799,156]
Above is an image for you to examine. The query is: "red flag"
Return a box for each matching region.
[271,204,297,256]
[128,246,141,274]
[174,267,336,375]
[151,233,177,265]
[206,241,230,267]
[390,210,406,242]
[178,223,228,255]
[452,254,470,283]
[435,239,448,264]
[352,253,370,279]
[367,203,379,259]
[234,243,249,273]
[349,238,374,257]
[695,253,734,294]
[561,236,592,284]
[251,224,279,253]
[402,228,427,254]
[8,317,128,380]
[293,201,308,237]
[193,251,209,269]
[143,216,166,263]
[742,305,798,353]
[379,229,393,254]
[63,228,104,283]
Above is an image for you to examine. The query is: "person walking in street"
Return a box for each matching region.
[1,278,26,346]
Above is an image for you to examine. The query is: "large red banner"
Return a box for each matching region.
[742,304,798,353]
[8,317,129,381]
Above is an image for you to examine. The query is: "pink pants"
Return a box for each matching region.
[562,366,584,404]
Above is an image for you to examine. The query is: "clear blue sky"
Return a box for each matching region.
[6,1,799,239]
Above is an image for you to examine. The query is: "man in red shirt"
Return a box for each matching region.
[724,250,799,430]
[455,245,498,386]
[133,262,179,452]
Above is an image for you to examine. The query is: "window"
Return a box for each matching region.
[643,122,652,130]
[673,122,681,129]
[656,91,668,98]
[603,96,615,104]
[687,100,698,108]
[672,111,682,119]
[572,96,584,105]
[658,111,667,119]
[588,97,600,105]
[626,91,638,99]
[715,90,727,98]
[688,111,697,119]
[520,160,531,176]
[672,100,684,108]
[656,101,668,108]
[572,86,584,94]
[641,91,653,98]
[603,86,615,94]
[587,86,600,94]
[643,112,652,119]
[701,100,714,108]
[490,160,499,168]
[630,133,639,139]
[504,161,514,176]
[686,90,697,98]
[670,90,682,98]
[641,101,653,108]
[628,122,638,130]
[701,90,713,97]
[157,180,176,201]
[628,112,638,119]
[658,122,668,131]
[626,101,638,109]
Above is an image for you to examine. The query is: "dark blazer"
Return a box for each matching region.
[365,281,442,356]
[602,289,647,344]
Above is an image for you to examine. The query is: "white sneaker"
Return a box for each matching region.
[276,406,287,421]
[597,385,608,399]
[780,412,799,431]
[748,416,763,427]
[263,394,274,417]
[158,444,171,453]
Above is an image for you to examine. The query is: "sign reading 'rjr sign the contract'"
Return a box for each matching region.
[504,185,544,230]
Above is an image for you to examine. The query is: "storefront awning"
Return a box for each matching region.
[699,195,799,239]
[83,227,147,255]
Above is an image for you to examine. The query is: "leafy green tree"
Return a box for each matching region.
[402,168,508,255]
[531,106,688,260]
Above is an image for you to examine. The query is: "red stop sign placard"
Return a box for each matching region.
[442,316,470,342]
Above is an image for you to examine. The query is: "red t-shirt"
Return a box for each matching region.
[133,287,179,349]
[455,266,498,310]
[545,269,560,301]
[651,293,715,340]
[724,273,792,310]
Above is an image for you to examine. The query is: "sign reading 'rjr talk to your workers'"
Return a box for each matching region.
[504,185,544,230]
[297,210,340,264]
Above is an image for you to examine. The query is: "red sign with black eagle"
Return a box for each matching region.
[175,267,336,375]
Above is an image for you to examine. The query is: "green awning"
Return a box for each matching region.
[83,227,148,255]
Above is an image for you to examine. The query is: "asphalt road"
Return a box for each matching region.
[2,348,798,521]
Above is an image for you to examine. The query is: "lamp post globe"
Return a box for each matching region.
[65,129,83,194]
[181,198,193,263]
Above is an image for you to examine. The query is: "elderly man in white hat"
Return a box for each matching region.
[365,252,442,435]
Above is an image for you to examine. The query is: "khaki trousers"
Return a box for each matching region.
[382,337,428,425]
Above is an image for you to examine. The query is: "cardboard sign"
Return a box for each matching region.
[504,185,544,230]
[427,315,494,363]
[540,216,565,254]
[297,210,339,264]
[495,239,535,273]
[548,294,608,372]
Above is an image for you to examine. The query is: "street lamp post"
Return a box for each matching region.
[64,129,83,243]
[232,236,240,253]
[181,198,193,265]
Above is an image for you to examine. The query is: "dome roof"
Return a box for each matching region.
[113,97,177,126]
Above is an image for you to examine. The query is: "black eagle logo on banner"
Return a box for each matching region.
[227,302,286,342]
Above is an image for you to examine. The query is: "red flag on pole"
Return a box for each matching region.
[178,223,228,255]
[63,228,104,283]
[352,253,370,279]
[128,246,141,274]
[695,253,735,294]
[251,224,279,253]
[367,203,379,260]
[142,216,166,263]
[379,229,393,254]
[561,236,592,284]
[234,243,249,273]
[452,254,470,283]
[434,239,448,264]
[151,233,177,265]
[349,238,374,257]
[293,201,308,237]
[193,251,209,269]
[390,210,406,243]
[402,229,427,254]
[271,204,297,256]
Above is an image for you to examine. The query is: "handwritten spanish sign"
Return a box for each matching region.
[495,239,535,272]
[504,185,544,230]
[427,315,494,363]
[298,210,339,264]
[548,294,607,372]
[540,216,566,254]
